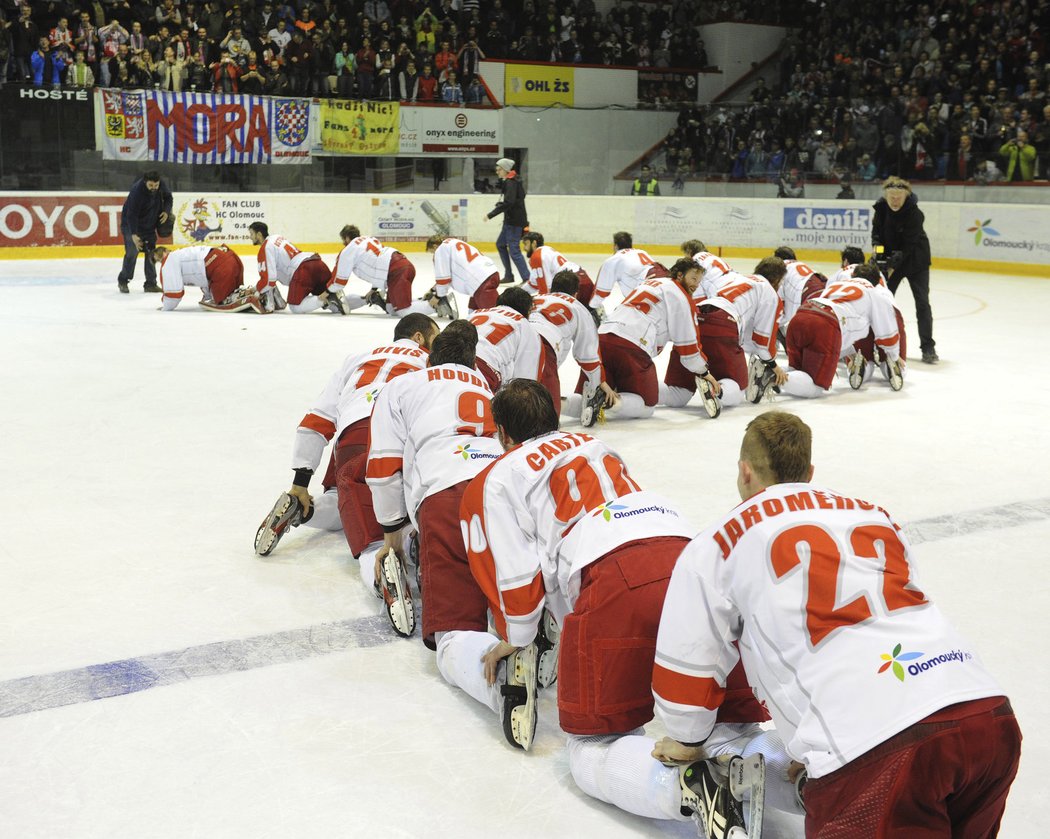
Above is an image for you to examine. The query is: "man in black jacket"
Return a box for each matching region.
[871,177,937,363]
[485,157,529,283]
[118,171,173,294]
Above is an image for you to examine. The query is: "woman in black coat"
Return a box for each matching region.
[486,157,530,283]
[871,177,937,363]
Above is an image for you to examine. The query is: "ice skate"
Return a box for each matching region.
[679,753,763,839]
[580,382,607,427]
[885,358,904,391]
[254,492,305,556]
[324,289,351,315]
[500,642,539,750]
[380,549,416,637]
[272,286,287,311]
[408,530,421,591]
[535,608,560,689]
[697,376,722,419]
[365,288,387,310]
[847,352,866,390]
[433,293,458,320]
[745,356,776,404]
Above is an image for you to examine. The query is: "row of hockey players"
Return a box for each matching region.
[252,312,1019,838]
[150,217,905,412]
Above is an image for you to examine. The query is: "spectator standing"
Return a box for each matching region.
[398,59,419,101]
[67,50,96,87]
[486,157,530,284]
[335,41,355,98]
[355,36,376,99]
[441,69,464,105]
[12,6,39,82]
[631,164,660,195]
[1000,131,1037,181]
[30,38,66,86]
[416,63,438,101]
[778,168,805,197]
[872,177,936,363]
[118,170,173,295]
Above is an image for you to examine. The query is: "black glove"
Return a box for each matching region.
[887,251,904,270]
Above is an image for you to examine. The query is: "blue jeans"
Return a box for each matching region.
[496,223,529,281]
[119,227,157,285]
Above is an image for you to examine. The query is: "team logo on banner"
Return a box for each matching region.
[178,198,224,243]
[274,99,309,147]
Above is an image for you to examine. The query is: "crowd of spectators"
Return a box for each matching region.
[657,0,1050,184]
[0,0,809,100]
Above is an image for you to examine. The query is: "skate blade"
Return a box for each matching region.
[382,552,416,637]
[728,754,764,839]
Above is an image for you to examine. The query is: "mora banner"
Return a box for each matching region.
[96,89,312,164]
[320,100,400,155]
[504,63,574,106]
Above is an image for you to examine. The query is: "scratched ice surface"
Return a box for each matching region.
[0,252,1046,838]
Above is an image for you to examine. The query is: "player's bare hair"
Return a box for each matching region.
[882,176,912,192]
[841,246,865,265]
[441,318,479,345]
[753,256,787,289]
[852,263,881,284]
[669,258,699,280]
[774,246,796,260]
[521,231,544,247]
[428,327,476,368]
[741,412,812,485]
[340,224,360,241]
[393,313,438,343]
[425,234,445,251]
[497,286,532,317]
[492,379,559,444]
[680,239,706,256]
[550,269,579,296]
[613,231,633,250]
[248,221,269,238]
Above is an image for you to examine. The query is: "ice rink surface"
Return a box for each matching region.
[1,251,1047,839]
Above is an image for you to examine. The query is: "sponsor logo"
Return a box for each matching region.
[878,643,974,682]
[454,113,468,129]
[453,444,498,461]
[365,388,380,403]
[591,501,677,522]
[783,207,871,231]
[178,198,223,243]
[967,218,999,245]
[877,643,924,682]
[19,88,88,101]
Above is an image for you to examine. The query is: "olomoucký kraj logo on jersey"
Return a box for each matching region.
[878,644,974,682]
[453,444,498,461]
[591,501,677,522]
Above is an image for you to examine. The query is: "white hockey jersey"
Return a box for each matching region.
[699,273,783,361]
[331,235,398,289]
[469,305,543,383]
[653,482,1004,778]
[691,251,734,301]
[366,364,503,527]
[256,235,318,291]
[460,430,695,646]
[779,259,825,328]
[432,238,499,297]
[525,245,581,296]
[159,245,216,309]
[830,263,887,287]
[592,248,659,307]
[529,292,604,386]
[601,276,709,374]
[811,277,901,360]
[292,339,430,473]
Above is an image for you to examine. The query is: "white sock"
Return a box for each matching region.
[658,384,692,408]
[288,295,323,314]
[395,300,435,317]
[782,370,825,398]
[604,392,654,419]
[719,379,744,407]
[563,393,583,417]
[567,733,688,821]
[343,294,368,311]
[435,630,502,714]
[741,730,804,815]
[357,542,383,594]
[305,488,342,531]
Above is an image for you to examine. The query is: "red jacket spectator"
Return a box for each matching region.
[417,67,438,101]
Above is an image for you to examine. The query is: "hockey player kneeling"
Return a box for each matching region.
[153,245,265,313]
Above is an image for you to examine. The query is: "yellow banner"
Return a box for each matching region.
[504,64,575,106]
[320,100,400,155]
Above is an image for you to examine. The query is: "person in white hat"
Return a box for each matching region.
[485,157,530,284]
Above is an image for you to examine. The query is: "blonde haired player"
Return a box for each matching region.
[425,235,500,317]
[151,245,261,312]
[652,411,1020,836]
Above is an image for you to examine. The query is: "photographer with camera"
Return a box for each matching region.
[999,130,1037,182]
[872,177,937,363]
